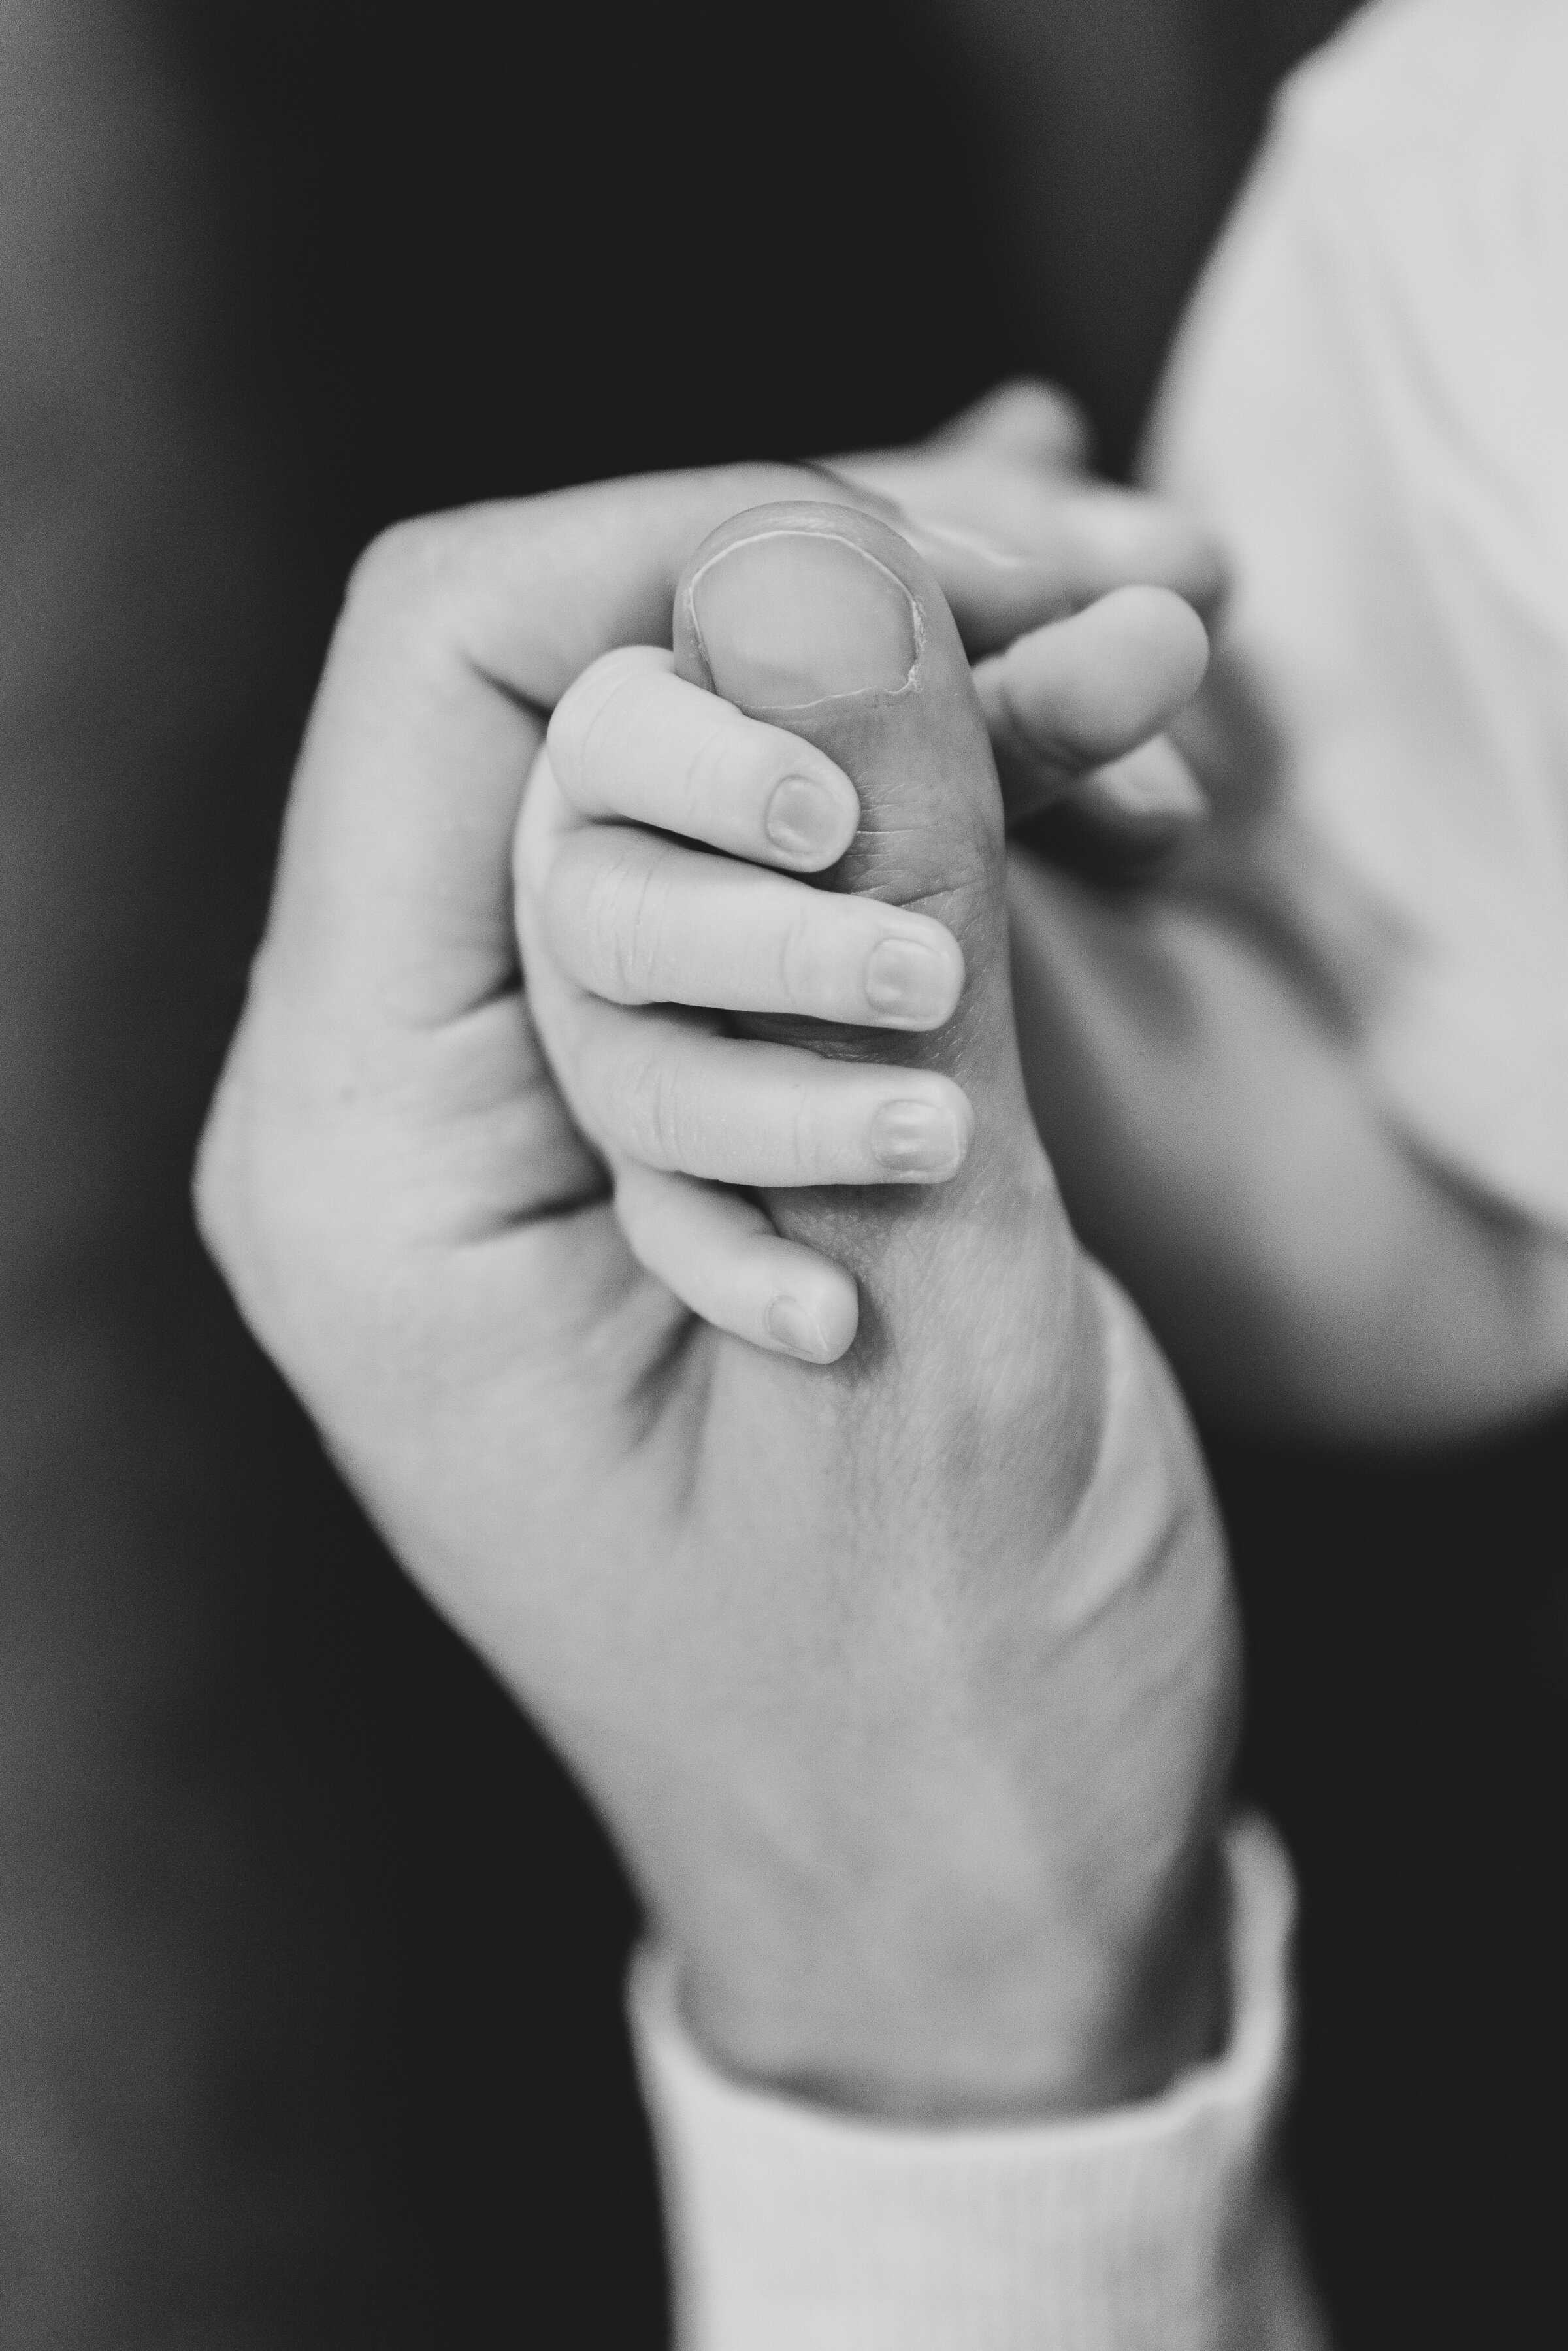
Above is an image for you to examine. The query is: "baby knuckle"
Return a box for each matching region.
[774,898,823,1013]
[583,843,667,1001]
[623,1049,689,1169]
[551,648,655,790]
[680,704,747,828]
[784,1082,824,1181]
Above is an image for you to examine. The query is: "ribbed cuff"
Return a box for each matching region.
[630,1815,1301,2351]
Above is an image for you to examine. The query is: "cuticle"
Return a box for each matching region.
[687,529,923,705]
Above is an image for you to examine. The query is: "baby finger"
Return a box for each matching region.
[615,1165,858,1364]
[547,644,860,871]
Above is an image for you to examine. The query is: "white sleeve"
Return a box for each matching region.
[629,1816,1329,2351]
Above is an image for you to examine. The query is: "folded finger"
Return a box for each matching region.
[547,644,860,871]
[1074,735,1207,833]
[614,1165,858,1363]
[1013,736,1210,886]
[543,825,964,1028]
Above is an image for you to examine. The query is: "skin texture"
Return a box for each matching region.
[199,466,1238,2120]
[527,426,1213,1360]
[1007,851,1568,1438]
[847,404,1568,1437]
[538,391,1568,1438]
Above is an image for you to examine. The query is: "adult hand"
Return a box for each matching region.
[834,377,1223,853]
[849,393,1568,1443]
[197,463,1237,2121]
[832,376,1224,619]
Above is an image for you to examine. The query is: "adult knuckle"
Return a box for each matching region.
[191,1042,313,1358]
[191,1068,250,1285]
[193,1000,395,1366]
[343,512,461,621]
[626,866,676,1000]
[1008,376,1071,423]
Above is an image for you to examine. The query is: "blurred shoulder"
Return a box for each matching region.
[1271,0,1568,180]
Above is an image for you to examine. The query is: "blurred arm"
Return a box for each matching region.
[1009,853,1568,1443]
[0,1,350,2329]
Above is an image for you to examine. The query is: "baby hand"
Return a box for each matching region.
[515,542,1207,1362]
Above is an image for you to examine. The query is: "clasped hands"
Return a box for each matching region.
[198,387,1239,2123]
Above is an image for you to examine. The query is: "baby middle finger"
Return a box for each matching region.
[543,824,965,1030]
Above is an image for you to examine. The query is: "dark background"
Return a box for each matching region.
[3,1,1561,2343]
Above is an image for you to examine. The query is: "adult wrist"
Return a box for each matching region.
[631,1817,1306,2351]
[661,1264,1236,2126]
[668,1817,1230,2126]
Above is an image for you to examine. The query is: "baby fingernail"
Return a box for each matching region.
[870,1100,966,1177]
[864,936,956,1024]
[766,774,850,862]
[765,1296,832,1360]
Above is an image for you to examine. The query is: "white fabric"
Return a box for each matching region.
[1145,0,1568,1233]
[630,1816,1315,2351]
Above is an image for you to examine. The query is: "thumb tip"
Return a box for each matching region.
[677,502,930,713]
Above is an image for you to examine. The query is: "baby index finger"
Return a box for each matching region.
[975,587,1210,824]
[546,646,861,872]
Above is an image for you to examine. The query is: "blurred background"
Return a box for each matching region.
[3,1,1563,2343]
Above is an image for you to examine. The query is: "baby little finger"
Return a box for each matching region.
[614,1166,858,1363]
